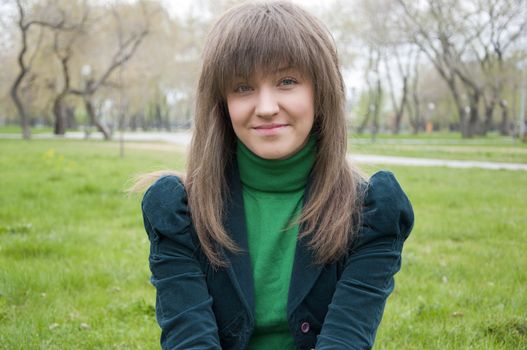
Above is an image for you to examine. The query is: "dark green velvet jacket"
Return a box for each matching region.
[141,167,414,350]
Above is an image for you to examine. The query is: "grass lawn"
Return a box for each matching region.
[0,125,54,134]
[351,130,516,141]
[0,139,526,349]
[348,133,527,164]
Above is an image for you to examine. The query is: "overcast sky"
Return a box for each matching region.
[160,0,335,19]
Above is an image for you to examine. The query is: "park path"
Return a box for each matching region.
[2,131,527,171]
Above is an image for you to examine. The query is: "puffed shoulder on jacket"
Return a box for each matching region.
[141,175,190,240]
[315,171,413,349]
[355,171,414,248]
[142,176,222,349]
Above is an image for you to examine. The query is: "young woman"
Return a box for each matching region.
[140,2,414,349]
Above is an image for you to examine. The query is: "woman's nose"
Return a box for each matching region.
[255,87,279,118]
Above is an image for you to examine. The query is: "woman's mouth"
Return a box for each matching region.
[253,124,288,135]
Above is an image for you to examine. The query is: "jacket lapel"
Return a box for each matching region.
[222,163,255,315]
[287,240,324,316]
[287,175,324,316]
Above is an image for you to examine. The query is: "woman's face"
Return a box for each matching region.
[226,67,315,160]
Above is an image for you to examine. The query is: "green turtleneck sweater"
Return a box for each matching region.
[236,137,316,350]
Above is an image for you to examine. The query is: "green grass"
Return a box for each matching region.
[0,139,526,349]
[0,139,185,349]
[350,130,519,141]
[0,125,54,134]
[369,164,527,349]
[348,133,527,163]
[350,142,527,163]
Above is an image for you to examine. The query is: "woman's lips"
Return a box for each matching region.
[252,124,288,135]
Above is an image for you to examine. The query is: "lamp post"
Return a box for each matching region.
[426,102,435,133]
[81,64,91,80]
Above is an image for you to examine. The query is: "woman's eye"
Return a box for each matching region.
[234,84,252,93]
[280,77,297,86]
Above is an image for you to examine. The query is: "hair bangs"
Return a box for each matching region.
[215,4,313,96]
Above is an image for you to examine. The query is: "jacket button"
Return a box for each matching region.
[300,321,310,333]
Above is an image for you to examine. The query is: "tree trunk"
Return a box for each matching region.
[466,95,481,137]
[140,112,148,131]
[84,96,111,140]
[407,104,419,134]
[458,105,470,137]
[66,106,76,129]
[53,94,66,135]
[371,79,382,141]
[357,112,371,134]
[444,77,471,138]
[390,74,408,135]
[164,108,171,132]
[357,88,373,134]
[130,113,138,131]
[10,87,31,140]
[483,99,496,134]
[407,74,420,134]
[499,99,510,136]
[155,103,162,130]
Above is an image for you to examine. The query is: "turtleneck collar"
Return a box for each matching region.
[236,135,316,193]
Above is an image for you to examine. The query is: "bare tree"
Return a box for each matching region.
[11,0,70,139]
[397,0,527,137]
[397,0,476,136]
[383,45,418,134]
[68,2,149,140]
[472,0,527,135]
[406,50,422,133]
[357,47,383,138]
[49,1,88,135]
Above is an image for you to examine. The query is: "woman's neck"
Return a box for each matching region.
[236,135,316,193]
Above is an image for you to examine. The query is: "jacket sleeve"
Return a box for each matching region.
[141,176,221,350]
[315,171,414,350]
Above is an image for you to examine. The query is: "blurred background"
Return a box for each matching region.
[0,0,526,349]
[0,0,526,139]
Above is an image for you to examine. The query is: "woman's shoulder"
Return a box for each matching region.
[143,175,186,206]
[366,171,408,202]
[141,175,190,233]
[360,170,414,240]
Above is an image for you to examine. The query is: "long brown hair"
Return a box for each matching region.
[186,1,364,267]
